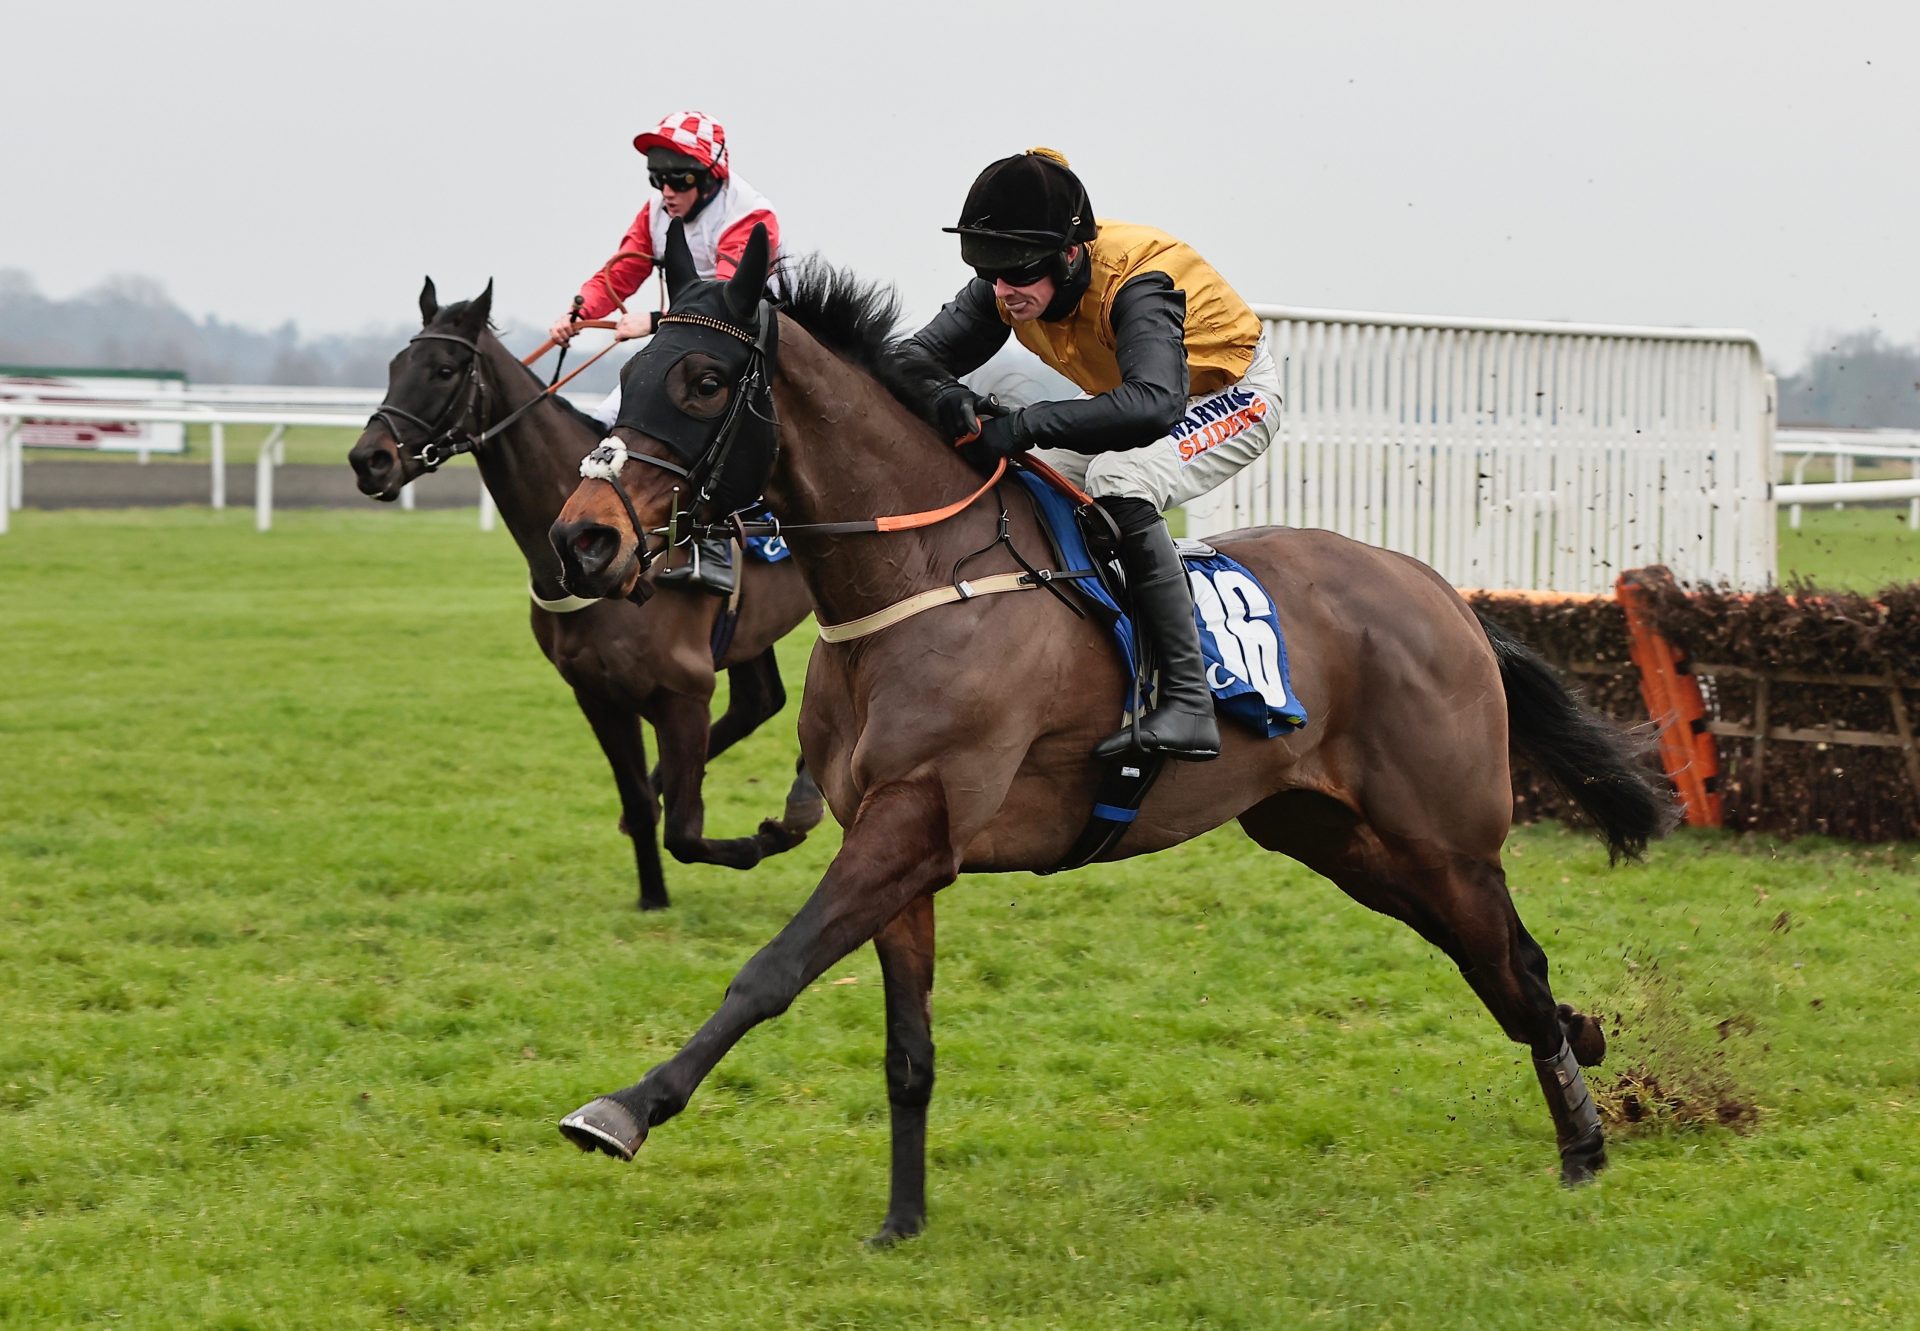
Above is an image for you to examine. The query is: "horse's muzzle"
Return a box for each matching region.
[347,434,403,500]
[551,518,641,598]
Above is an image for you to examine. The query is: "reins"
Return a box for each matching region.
[710,456,1011,540]
[573,297,1093,624]
[371,314,623,470]
[517,316,627,395]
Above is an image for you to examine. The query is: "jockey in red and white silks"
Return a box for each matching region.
[547,110,782,428]
[547,111,782,596]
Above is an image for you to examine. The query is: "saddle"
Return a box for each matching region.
[1010,465,1306,873]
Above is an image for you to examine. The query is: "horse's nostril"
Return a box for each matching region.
[569,525,620,576]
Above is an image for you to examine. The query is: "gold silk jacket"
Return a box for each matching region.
[999,220,1261,397]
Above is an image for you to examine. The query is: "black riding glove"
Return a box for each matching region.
[957,410,1032,474]
[930,381,990,445]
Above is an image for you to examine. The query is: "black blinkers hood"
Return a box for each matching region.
[610,219,779,520]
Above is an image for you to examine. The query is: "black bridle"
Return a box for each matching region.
[578,300,778,571]
[369,330,574,472]
[578,299,1029,572]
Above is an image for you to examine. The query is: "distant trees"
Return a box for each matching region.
[0,269,607,391]
[1775,330,1920,429]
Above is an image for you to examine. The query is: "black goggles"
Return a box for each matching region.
[973,255,1056,288]
[649,169,708,192]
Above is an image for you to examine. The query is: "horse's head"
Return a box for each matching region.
[550,221,777,599]
[348,278,494,500]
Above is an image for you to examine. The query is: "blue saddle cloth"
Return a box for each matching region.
[1012,471,1308,739]
[741,510,790,563]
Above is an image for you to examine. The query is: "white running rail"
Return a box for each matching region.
[0,395,570,531]
[1184,306,1777,592]
[1775,428,1920,532]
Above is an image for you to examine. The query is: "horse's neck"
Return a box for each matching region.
[766,324,1016,625]
[475,335,599,592]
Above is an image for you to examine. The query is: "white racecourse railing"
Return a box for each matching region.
[1774,429,1920,531]
[1183,307,1778,593]
[0,399,484,533]
[0,388,590,533]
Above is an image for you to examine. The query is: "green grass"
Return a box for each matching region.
[2,508,1918,1330]
[1777,505,1920,591]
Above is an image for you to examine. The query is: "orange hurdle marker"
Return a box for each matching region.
[1615,570,1723,828]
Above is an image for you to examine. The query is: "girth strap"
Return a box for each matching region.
[531,584,601,614]
[816,571,1037,643]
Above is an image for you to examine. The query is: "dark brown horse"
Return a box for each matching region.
[546,227,1673,1240]
[347,279,823,910]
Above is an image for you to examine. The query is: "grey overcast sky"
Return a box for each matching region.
[3,0,1914,371]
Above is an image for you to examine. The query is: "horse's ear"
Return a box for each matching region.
[722,224,770,323]
[467,279,494,328]
[663,220,698,307]
[419,277,439,325]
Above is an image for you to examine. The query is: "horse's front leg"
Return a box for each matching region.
[706,648,785,760]
[560,776,956,1160]
[651,691,802,869]
[869,894,935,1246]
[572,687,669,911]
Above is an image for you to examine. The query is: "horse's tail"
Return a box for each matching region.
[1477,611,1678,863]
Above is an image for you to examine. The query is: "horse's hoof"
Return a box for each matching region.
[756,818,807,854]
[1558,1129,1608,1187]
[864,1216,924,1249]
[783,796,826,833]
[559,1097,646,1160]
[1560,1158,1601,1187]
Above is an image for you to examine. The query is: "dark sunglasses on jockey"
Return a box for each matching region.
[973,254,1059,288]
[649,169,708,192]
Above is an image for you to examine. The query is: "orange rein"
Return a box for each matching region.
[872,457,1009,532]
[867,439,1092,536]
[518,318,625,396]
[863,420,1092,534]
[768,419,1089,539]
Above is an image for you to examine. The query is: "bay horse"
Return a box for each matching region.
[546,225,1673,1240]
[347,278,823,911]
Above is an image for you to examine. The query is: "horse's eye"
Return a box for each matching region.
[436,364,457,380]
[696,373,723,397]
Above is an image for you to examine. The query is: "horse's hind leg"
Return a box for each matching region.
[1436,855,1608,1183]
[1239,795,1607,1185]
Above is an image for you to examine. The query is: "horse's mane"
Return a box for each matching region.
[429,298,604,439]
[775,255,946,431]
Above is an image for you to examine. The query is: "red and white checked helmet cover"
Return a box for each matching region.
[632,110,730,179]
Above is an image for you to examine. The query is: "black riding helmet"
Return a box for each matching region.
[943,147,1097,274]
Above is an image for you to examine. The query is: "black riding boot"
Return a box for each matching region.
[657,533,737,598]
[1091,498,1221,762]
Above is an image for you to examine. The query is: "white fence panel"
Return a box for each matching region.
[1185,307,1776,592]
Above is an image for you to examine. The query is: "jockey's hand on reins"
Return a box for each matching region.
[932,383,1007,445]
[956,396,1029,473]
